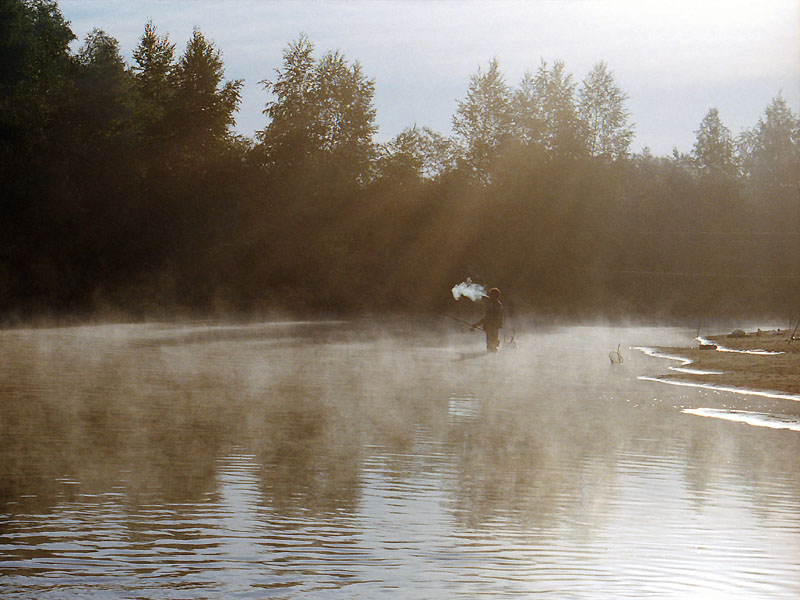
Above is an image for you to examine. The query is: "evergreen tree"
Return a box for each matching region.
[691,107,735,176]
[737,94,800,190]
[171,28,242,153]
[0,0,74,148]
[0,0,76,312]
[130,20,176,143]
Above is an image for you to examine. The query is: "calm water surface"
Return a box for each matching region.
[1,321,799,598]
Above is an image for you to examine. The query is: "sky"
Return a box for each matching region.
[59,0,800,156]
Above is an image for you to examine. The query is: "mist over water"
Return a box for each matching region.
[1,321,799,598]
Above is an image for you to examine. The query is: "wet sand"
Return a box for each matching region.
[656,329,800,399]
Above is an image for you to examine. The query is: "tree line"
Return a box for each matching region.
[2,0,799,322]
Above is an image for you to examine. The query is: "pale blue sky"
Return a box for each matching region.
[59,0,799,155]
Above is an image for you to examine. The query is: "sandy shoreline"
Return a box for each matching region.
[654,329,800,399]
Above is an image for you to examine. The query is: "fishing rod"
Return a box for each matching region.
[440,312,482,331]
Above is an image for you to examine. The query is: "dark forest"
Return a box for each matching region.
[2,0,799,323]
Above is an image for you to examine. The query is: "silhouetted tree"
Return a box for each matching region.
[257,34,377,185]
[312,49,377,182]
[578,61,634,161]
[737,94,800,191]
[512,60,583,159]
[0,0,74,147]
[240,35,379,311]
[692,107,735,176]
[375,126,427,186]
[130,20,176,144]
[170,28,242,156]
[72,29,132,145]
[376,125,457,183]
[255,35,315,170]
[452,58,512,183]
[735,95,800,310]
[511,70,544,148]
[0,3,797,319]
[0,0,77,312]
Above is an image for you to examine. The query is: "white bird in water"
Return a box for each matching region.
[609,343,623,365]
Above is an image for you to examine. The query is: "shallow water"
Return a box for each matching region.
[1,322,799,598]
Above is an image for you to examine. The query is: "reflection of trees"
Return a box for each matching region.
[248,384,364,515]
[682,413,800,515]
[0,329,229,515]
[0,325,449,519]
[431,344,800,532]
[443,392,625,530]
[3,323,800,547]
[243,344,459,515]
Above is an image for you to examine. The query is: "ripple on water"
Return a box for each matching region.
[2,324,800,598]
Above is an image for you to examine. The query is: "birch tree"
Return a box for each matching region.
[452,58,512,183]
[578,61,633,161]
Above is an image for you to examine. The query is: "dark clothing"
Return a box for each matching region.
[482,298,503,329]
[477,298,503,351]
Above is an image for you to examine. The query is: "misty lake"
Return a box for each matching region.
[1,321,799,599]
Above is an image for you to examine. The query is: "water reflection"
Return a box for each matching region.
[1,323,799,598]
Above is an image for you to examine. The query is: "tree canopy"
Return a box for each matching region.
[1,0,798,321]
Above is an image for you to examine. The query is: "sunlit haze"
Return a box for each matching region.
[4,2,800,594]
[59,0,800,155]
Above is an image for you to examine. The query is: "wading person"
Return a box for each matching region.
[472,288,503,351]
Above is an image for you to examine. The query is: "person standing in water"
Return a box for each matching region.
[472,287,503,351]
